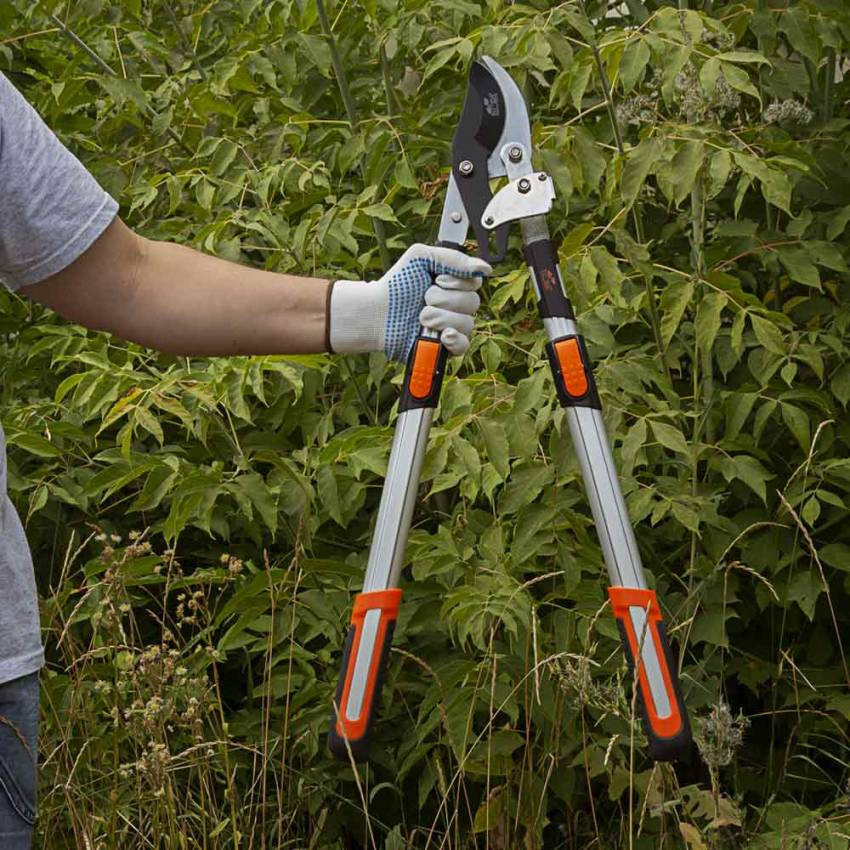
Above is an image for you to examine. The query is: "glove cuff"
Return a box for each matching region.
[328,279,388,354]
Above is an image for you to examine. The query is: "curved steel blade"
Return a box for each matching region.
[444,56,531,261]
[477,56,532,179]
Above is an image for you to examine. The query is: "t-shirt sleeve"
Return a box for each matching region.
[0,71,119,290]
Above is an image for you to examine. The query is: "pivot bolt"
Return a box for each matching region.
[484,215,494,226]
[508,145,523,162]
[518,178,531,194]
[450,211,463,223]
[458,160,474,176]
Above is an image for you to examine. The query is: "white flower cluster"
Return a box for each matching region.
[675,64,741,122]
[763,99,814,126]
[615,94,658,126]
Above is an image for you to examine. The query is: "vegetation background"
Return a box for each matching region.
[2,0,850,847]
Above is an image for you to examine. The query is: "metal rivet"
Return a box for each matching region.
[518,178,531,194]
[509,146,523,162]
[450,211,462,223]
[484,215,494,225]
[459,160,474,176]
[538,173,547,181]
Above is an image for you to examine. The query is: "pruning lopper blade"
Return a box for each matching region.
[439,56,540,261]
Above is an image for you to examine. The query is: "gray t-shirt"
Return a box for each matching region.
[0,71,118,683]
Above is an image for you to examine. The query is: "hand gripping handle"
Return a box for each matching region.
[398,239,463,413]
[608,587,691,761]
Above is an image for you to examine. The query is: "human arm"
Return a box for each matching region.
[24,216,332,356]
[24,220,490,359]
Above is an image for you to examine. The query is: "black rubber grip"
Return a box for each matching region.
[614,618,692,762]
[523,239,574,319]
[327,620,396,763]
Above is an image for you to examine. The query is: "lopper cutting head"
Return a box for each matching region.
[438,56,541,263]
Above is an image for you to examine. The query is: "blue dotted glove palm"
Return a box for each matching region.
[328,244,491,361]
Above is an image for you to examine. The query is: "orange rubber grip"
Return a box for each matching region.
[609,587,691,760]
[553,337,589,398]
[329,589,402,761]
[408,339,441,400]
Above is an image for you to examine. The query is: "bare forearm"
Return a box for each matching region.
[127,236,330,356]
[25,218,331,356]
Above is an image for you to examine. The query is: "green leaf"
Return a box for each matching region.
[719,62,761,104]
[691,607,731,647]
[787,570,821,621]
[650,420,690,456]
[707,149,732,197]
[361,203,398,223]
[781,402,810,451]
[385,825,406,850]
[671,140,705,206]
[779,7,820,64]
[826,205,850,241]
[562,6,596,42]
[721,455,773,502]
[211,139,239,176]
[134,406,164,445]
[725,391,758,440]
[7,433,62,458]
[236,473,277,534]
[473,787,505,833]
[317,465,343,526]
[715,50,770,65]
[733,152,791,213]
[778,248,820,289]
[621,137,662,207]
[297,33,333,77]
[801,495,820,527]
[497,464,553,515]
[821,543,850,571]
[479,419,510,480]
[660,278,695,347]
[695,291,727,354]
[619,418,647,475]
[700,56,721,95]
[561,223,594,258]
[750,314,786,355]
[831,364,850,407]
[100,76,148,111]
[619,37,650,92]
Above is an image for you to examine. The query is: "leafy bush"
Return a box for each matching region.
[2,0,850,847]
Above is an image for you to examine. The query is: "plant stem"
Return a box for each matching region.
[588,38,668,373]
[380,41,398,117]
[342,358,378,426]
[165,1,207,81]
[316,0,391,272]
[49,12,113,75]
[824,48,836,122]
[688,171,707,597]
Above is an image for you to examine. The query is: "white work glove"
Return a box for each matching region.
[328,244,491,362]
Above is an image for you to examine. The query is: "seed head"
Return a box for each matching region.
[764,99,814,126]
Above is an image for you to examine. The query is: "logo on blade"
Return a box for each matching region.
[483,91,500,117]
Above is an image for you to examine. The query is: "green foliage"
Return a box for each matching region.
[2,0,850,847]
